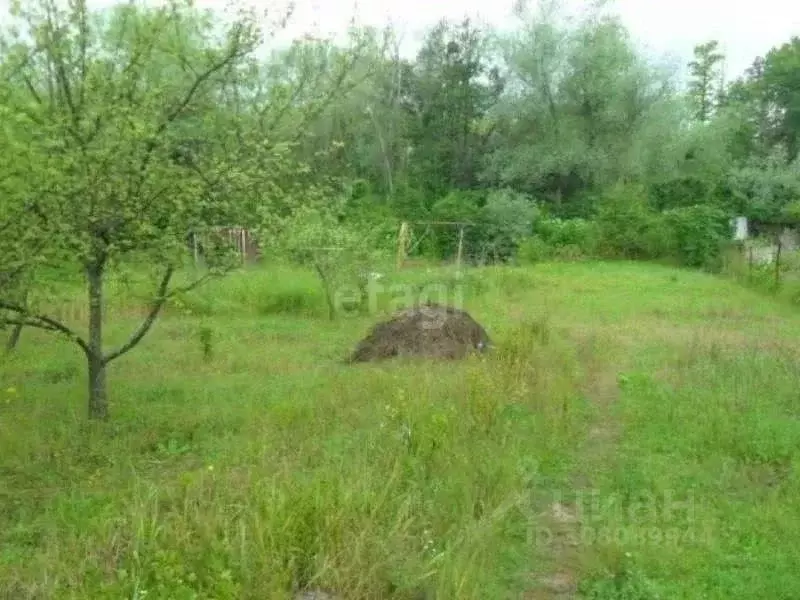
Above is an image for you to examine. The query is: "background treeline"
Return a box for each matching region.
[1,0,800,321]
[259,5,800,271]
[3,1,799,272]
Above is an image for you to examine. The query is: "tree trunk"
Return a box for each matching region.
[86,263,108,420]
[4,288,28,353]
[366,106,394,197]
[314,261,336,321]
[4,322,24,353]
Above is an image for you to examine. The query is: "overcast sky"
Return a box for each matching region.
[2,0,798,81]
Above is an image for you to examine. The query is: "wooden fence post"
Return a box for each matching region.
[397,221,409,269]
[456,225,465,271]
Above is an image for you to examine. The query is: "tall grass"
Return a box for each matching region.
[1,263,591,599]
[2,260,800,598]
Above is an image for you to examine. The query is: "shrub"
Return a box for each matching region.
[660,204,731,270]
[533,216,598,255]
[429,190,484,259]
[728,151,800,221]
[551,243,588,262]
[265,208,385,319]
[516,236,552,264]
[479,189,539,261]
[594,182,666,260]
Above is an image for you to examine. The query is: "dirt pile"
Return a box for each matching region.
[348,302,491,363]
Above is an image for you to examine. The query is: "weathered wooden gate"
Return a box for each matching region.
[190,226,260,265]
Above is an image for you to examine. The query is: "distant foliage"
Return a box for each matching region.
[518,186,732,271]
[729,151,800,221]
[594,182,664,260]
[429,190,484,259]
[516,236,552,264]
[661,205,731,269]
[479,189,539,261]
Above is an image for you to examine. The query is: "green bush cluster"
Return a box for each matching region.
[516,182,734,271]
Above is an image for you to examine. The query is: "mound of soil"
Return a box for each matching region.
[348,302,491,363]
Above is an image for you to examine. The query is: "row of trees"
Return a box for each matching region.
[1,0,799,418]
[290,2,800,261]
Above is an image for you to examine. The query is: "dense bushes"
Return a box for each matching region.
[516,181,734,271]
[661,205,731,269]
[479,189,539,261]
[402,179,737,273]
[421,188,538,262]
[593,182,665,260]
[517,217,597,263]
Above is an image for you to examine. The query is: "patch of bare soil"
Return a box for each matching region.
[347,302,491,363]
[524,500,582,599]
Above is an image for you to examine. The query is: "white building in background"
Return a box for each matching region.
[733,215,800,265]
[732,216,748,241]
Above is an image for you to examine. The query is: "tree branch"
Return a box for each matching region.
[102,264,220,365]
[77,0,88,112]
[20,72,44,106]
[42,0,84,146]
[0,211,51,290]
[288,49,371,145]
[261,73,310,133]
[0,300,89,354]
[102,265,174,364]
[128,28,251,216]
[118,6,170,105]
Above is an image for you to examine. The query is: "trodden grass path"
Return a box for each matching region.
[522,262,800,599]
[525,327,625,599]
[2,261,800,598]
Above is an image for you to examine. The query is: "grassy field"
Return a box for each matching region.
[2,260,799,599]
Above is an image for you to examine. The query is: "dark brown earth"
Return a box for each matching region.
[348,302,491,363]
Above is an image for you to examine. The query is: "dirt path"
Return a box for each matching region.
[523,333,624,599]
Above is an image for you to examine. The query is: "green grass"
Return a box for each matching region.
[2,260,799,598]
